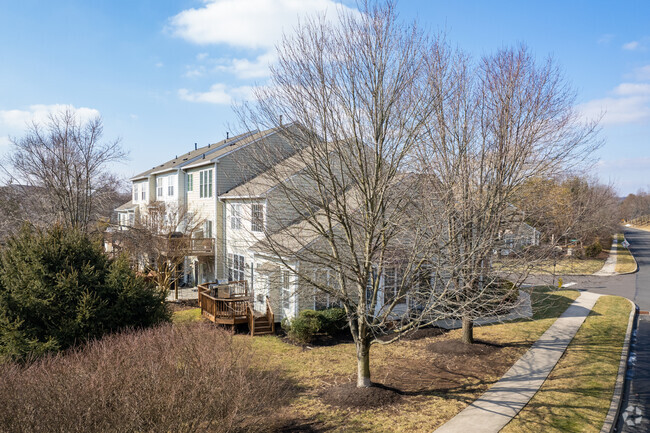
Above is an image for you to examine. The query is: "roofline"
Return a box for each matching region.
[183,160,218,170]
[129,130,258,181]
[208,128,278,163]
[219,195,265,200]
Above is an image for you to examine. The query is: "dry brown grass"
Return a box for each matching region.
[0,324,294,433]
[249,289,581,432]
[615,234,637,274]
[502,295,632,433]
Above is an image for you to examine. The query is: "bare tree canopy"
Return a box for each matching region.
[107,202,207,299]
[2,109,126,233]
[418,45,602,343]
[238,1,450,388]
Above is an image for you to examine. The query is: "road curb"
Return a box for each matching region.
[599,297,637,433]
[617,234,638,275]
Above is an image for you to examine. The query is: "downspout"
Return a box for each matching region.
[214,161,222,280]
[294,260,300,317]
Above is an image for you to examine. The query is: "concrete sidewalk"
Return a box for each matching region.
[434,291,601,433]
[594,237,619,276]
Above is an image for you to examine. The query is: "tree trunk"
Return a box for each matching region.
[462,316,474,344]
[356,339,371,388]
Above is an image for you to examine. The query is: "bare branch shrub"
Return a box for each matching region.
[0,324,293,433]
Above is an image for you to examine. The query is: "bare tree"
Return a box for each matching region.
[236,2,454,388]
[107,202,207,299]
[515,175,618,250]
[418,45,601,343]
[1,109,126,233]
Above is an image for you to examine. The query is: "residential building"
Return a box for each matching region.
[110,127,298,287]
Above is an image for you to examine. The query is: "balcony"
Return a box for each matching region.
[165,237,215,256]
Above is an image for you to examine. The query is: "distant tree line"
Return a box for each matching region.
[619,190,650,223]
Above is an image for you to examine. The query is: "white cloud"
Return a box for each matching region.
[155,62,164,68]
[613,82,650,96]
[578,95,650,125]
[178,83,254,104]
[184,66,207,78]
[169,0,357,49]
[597,34,615,45]
[196,52,209,61]
[622,41,641,51]
[633,65,650,81]
[0,104,100,131]
[216,51,277,79]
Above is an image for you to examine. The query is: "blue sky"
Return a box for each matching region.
[1,0,648,194]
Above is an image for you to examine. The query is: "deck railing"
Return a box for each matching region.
[166,237,215,256]
[197,281,251,323]
[265,296,275,334]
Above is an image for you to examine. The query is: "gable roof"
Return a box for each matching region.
[130,130,257,181]
[219,146,313,200]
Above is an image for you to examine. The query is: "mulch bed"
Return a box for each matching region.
[319,382,402,409]
[426,339,504,356]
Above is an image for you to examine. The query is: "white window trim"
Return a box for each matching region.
[251,203,264,232]
[230,203,241,230]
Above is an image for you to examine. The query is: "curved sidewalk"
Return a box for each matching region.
[434,291,601,433]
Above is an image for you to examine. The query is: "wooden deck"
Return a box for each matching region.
[197,281,275,335]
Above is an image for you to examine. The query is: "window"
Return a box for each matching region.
[156,178,163,198]
[128,211,135,227]
[230,204,241,230]
[281,271,291,312]
[204,220,213,238]
[132,184,138,202]
[383,267,398,304]
[228,253,245,281]
[313,269,341,310]
[251,203,264,232]
[187,173,193,192]
[141,187,146,201]
[167,175,176,197]
[199,169,213,198]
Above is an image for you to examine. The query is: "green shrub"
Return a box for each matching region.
[0,225,170,361]
[318,307,348,335]
[585,239,603,258]
[282,307,348,344]
[283,310,321,344]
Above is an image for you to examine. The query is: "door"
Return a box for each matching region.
[280,270,293,319]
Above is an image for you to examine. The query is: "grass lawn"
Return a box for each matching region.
[246,289,581,432]
[527,258,605,276]
[615,233,637,274]
[171,307,202,324]
[502,295,631,433]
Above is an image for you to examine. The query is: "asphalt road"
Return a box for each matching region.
[524,228,649,431]
[616,228,650,432]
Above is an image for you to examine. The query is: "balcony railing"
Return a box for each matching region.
[165,237,215,256]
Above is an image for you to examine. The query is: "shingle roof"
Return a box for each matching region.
[115,201,137,211]
[219,146,312,199]
[130,130,258,181]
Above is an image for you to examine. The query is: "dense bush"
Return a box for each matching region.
[282,307,348,344]
[0,225,170,361]
[0,324,293,433]
[585,239,603,258]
